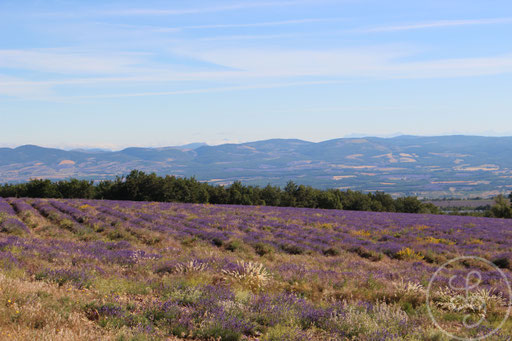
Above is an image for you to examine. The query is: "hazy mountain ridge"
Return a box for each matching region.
[2,136,512,198]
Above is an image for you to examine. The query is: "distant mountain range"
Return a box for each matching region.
[2,136,512,198]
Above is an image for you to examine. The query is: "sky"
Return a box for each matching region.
[0,0,511,149]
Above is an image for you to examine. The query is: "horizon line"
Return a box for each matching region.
[3,133,512,151]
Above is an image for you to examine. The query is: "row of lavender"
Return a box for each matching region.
[2,197,512,339]
[69,199,512,294]
[3,196,512,264]
[63,198,512,262]
[0,198,30,234]
[0,197,159,267]
[5,196,511,289]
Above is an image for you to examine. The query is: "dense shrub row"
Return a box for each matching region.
[0,170,441,214]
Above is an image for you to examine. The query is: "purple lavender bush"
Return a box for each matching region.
[0,197,511,340]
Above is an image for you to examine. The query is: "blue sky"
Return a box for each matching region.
[1,0,511,149]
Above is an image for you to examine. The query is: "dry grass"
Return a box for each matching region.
[1,198,511,340]
[0,272,120,340]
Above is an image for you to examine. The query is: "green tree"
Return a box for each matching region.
[132,171,165,201]
[295,185,317,208]
[317,190,342,209]
[341,190,372,211]
[228,181,253,205]
[369,192,396,212]
[281,181,298,207]
[0,183,27,198]
[56,179,94,199]
[490,195,512,218]
[261,184,281,206]
[395,196,423,213]
[25,179,60,198]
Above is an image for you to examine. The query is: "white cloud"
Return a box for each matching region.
[40,0,322,17]
[389,54,512,78]
[361,17,512,33]
[174,46,413,77]
[177,47,512,79]
[48,49,512,99]
[58,80,349,99]
[3,43,512,101]
[0,49,146,75]
[0,75,53,98]
[195,32,311,41]
[111,0,321,15]
[157,18,345,31]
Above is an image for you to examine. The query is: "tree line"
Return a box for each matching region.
[0,170,441,214]
[489,194,512,218]
[1,169,510,216]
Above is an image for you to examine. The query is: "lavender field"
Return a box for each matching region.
[1,197,512,340]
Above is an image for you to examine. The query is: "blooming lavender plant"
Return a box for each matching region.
[1,197,512,339]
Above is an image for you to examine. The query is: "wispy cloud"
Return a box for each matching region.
[390,53,512,78]
[0,75,53,98]
[157,18,345,31]
[40,0,322,17]
[176,47,410,78]
[96,18,342,40]
[110,1,318,15]
[0,49,145,74]
[195,32,310,41]
[267,105,407,114]
[177,47,512,79]
[3,46,512,101]
[361,17,512,33]
[55,80,349,100]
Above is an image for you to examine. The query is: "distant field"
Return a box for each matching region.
[1,198,512,340]
[426,199,494,209]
